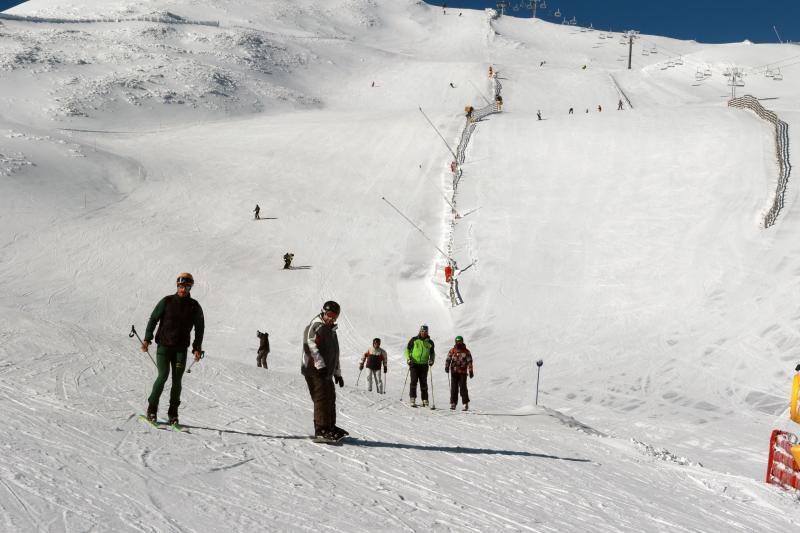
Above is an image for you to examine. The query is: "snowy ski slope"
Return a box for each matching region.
[2,0,800,530]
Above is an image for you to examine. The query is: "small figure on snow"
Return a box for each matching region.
[450,82,456,88]
[618,99,624,110]
[540,60,546,67]
[496,94,503,111]
[253,204,260,220]
[359,338,387,393]
[597,104,602,112]
[371,81,375,87]
[445,335,473,411]
[537,110,542,121]
[256,330,270,369]
[465,105,474,122]
[569,107,574,115]
[283,252,294,269]
[302,300,347,442]
[405,325,435,407]
[142,272,205,425]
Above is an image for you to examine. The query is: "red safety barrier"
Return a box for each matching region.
[766,430,800,491]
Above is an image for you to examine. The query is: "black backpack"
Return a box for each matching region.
[366,352,383,370]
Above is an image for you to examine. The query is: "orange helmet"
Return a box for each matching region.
[176,272,194,287]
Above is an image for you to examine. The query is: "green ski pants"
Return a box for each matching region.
[147,346,187,408]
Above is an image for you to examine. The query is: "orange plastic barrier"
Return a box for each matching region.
[766,430,800,491]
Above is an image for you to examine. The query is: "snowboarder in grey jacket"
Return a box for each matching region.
[256,330,270,368]
[301,301,348,442]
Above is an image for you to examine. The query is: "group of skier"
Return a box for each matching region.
[139,273,476,443]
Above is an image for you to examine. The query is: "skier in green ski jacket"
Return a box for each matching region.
[142,272,204,425]
[405,324,435,407]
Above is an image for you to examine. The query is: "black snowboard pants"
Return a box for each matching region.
[450,373,469,405]
[409,363,429,402]
[305,370,336,431]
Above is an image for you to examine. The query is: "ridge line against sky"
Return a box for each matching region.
[425,1,800,44]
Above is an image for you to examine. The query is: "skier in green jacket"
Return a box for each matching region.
[405,324,435,407]
[142,272,204,425]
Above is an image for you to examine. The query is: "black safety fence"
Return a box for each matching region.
[728,95,792,228]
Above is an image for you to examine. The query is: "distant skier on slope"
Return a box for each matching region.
[618,99,624,110]
[537,110,542,121]
[142,272,205,425]
[359,338,387,393]
[405,325,435,407]
[256,330,270,369]
[283,252,294,269]
[301,300,348,442]
[253,204,260,220]
[445,335,473,411]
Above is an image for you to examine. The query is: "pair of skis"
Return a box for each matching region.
[139,414,189,433]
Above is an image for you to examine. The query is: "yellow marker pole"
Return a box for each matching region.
[790,374,800,423]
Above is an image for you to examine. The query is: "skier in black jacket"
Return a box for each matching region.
[256,330,270,369]
[142,272,204,425]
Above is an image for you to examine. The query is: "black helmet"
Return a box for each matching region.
[322,300,340,315]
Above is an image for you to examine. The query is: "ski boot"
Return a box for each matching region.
[421,400,429,407]
[463,402,469,411]
[167,402,180,426]
[314,427,341,444]
[410,397,417,407]
[333,426,349,439]
[450,403,456,410]
[146,403,158,423]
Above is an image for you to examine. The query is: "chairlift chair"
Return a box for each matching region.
[674,56,683,65]
[642,49,649,56]
[704,67,711,77]
[695,69,705,81]
[650,46,658,54]
[569,16,577,25]
[539,0,547,8]
[554,8,561,17]
[774,68,783,81]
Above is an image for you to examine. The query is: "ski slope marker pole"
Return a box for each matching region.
[381,197,452,261]
[418,106,458,161]
[129,325,156,367]
[535,359,543,406]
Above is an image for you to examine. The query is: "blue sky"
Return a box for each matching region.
[1,0,796,44]
[427,1,800,44]
[0,0,27,11]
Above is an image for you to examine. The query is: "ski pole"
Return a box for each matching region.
[429,365,436,409]
[356,368,364,387]
[400,367,410,401]
[186,351,205,374]
[129,325,156,367]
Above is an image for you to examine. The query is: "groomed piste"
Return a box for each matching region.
[2,0,800,530]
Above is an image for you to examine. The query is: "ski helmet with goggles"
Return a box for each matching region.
[322,300,340,316]
[455,335,464,343]
[176,272,194,287]
[419,324,429,333]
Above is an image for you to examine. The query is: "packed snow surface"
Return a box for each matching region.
[2,0,800,531]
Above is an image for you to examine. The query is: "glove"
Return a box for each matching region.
[469,371,474,379]
[444,366,449,373]
[407,359,413,367]
[428,360,434,366]
[359,364,364,370]
[796,364,800,372]
[335,375,344,388]
[383,367,387,374]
